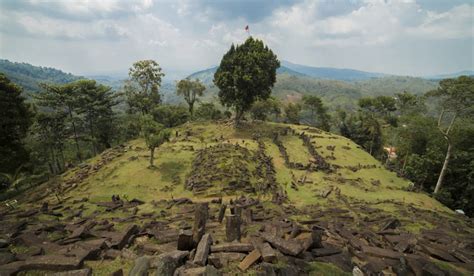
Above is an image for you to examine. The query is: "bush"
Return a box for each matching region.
[152,105,190,127]
[194,103,223,121]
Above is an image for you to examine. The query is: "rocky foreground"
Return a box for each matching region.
[1,122,473,275]
[0,193,473,275]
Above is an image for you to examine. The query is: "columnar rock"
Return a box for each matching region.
[242,208,253,224]
[192,203,208,246]
[193,233,213,266]
[177,229,193,251]
[217,204,227,223]
[232,205,242,217]
[225,215,241,242]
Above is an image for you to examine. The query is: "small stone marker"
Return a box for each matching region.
[177,229,193,251]
[217,204,227,223]
[225,215,241,242]
[192,203,208,246]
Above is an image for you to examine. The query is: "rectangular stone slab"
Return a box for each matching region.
[260,232,304,256]
[210,243,254,253]
[238,249,261,271]
[361,246,402,259]
[193,233,212,266]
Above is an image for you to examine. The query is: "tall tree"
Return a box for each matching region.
[127,60,165,115]
[141,115,171,168]
[214,37,280,125]
[0,73,33,173]
[74,80,119,154]
[32,112,68,174]
[284,103,302,124]
[427,76,474,194]
[302,95,331,131]
[36,82,82,162]
[176,78,206,115]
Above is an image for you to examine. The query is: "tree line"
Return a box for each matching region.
[0,37,472,216]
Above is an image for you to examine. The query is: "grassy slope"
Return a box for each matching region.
[6,120,469,275]
[47,121,451,226]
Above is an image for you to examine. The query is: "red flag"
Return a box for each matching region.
[245,25,249,31]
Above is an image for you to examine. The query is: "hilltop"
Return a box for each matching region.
[1,121,472,275]
[0,59,81,93]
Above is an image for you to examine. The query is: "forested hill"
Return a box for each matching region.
[0,59,81,93]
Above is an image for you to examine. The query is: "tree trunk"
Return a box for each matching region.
[89,118,97,156]
[69,109,82,162]
[434,112,456,194]
[189,102,194,116]
[235,109,244,126]
[149,147,155,167]
[434,142,452,194]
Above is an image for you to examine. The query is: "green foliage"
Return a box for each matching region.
[426,76,474,194]
[74,79,120,153]
[0,73,33,174]
[176,78,206,115]
[395,91,426,115]
[34,79,120,171]
[0,165,26,191]
[31,111,68,174]
[0,59,80,93]
[355,76,438,96]
[302,95,331,131]
[152,105,190,128]
[140,115,171,167]
[339,111,384,157]
[428,76,474,116]
[126,60,165,115]
[194,103,223,121]
[250,97,281,121]
[284,103,302,124]
[358,96,397,116]
[214,37,280,123]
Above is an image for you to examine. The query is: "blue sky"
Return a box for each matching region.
[0,0,472,79]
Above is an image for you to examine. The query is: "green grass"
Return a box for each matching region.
[308,261,352,276]
[19,120,453,231]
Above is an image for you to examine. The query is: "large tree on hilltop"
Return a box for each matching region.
[427,76,474,194]
[127,60,165,115]
[0,73,33,174]
[213,37,280,125]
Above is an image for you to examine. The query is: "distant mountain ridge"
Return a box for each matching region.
[187,65,306,84]
[281,60,386,81]
[424,70,474,80]
[0,59,81,93]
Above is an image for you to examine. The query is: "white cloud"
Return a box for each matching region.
[0,0,472,76]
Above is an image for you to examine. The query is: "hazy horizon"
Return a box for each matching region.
[1,0,473,78]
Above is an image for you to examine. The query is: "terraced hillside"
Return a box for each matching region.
[0,121,472,275]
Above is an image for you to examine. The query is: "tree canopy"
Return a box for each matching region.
[214,37,280,124]
[176,78,206,115]
[0,73,33,174]
[127,60,165,115]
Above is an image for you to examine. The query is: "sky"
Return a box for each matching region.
[0,0,473,79]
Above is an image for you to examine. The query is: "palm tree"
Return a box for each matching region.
[0,165,27,191]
